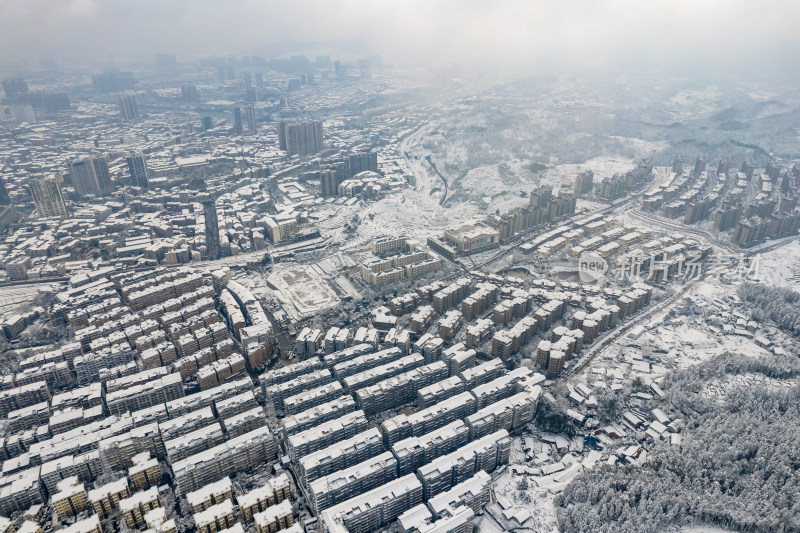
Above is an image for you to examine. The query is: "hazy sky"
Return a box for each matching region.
[1,0,799,78]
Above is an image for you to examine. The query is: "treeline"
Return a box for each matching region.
[737,282,800,336]
[556,353,800,533]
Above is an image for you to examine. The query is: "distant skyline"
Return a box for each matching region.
[1,0,799,81]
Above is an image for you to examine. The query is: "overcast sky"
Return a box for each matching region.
[1,0,798,78]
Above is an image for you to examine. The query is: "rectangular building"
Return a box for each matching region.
[309,451,397,513]
[321,474,423,533]
[298,428,384,483]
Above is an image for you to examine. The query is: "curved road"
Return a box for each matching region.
[565,235,797,378]
[424,155,449,205]
[630,209,738,255]
[565,277,701,377]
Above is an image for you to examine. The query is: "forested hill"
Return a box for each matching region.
[556,352,800,533]
[737,282,800,336]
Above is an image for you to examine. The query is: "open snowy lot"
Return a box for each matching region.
[756,238,800,287]
[267,265,340,318]
[316,189,481,252]
[539,156,642,193]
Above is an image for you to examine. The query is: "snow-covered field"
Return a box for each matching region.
[756,239,800,287]
[462,164,528,200]
[316,189,481,252]
[267,265,340,318]
[539,156,638,193]
[0,284,55,314]
[704,372,800,401]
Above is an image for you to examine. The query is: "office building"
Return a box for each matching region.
[278,120,324,156]
[201,195,220,260]
[30,176,68,217]
[233,107,244,135]
[245,105,256,134]
[69,157,112,197]
[181,84,198,100]
[2,78,28,97]
[9,104,35,123]
[118,93,139,121]
[0,178,9,206]
[434,223,500,258]
[126,152,150,188]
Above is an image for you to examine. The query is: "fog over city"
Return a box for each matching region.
[3,0,800,79]
[0,2,799,533]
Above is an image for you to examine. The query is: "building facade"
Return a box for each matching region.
[31,176,69,217]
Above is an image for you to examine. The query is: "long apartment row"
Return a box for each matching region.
[273,358,542,533]
[180,472,301,533]
[0,374,277,515]
[1,273,275,432]
[260,346,542,523]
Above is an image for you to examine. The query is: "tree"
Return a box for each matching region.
[557,351,800,533]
